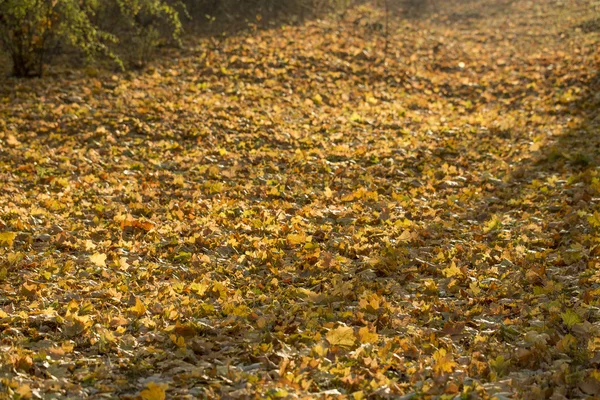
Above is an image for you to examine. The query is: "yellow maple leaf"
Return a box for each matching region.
[358,326,378,344]
[129,298,147,317]
[588,211,600,228]
[432,348,457,375]
[0,232,16,247]
[442,261,462,278]
[90,252,107,267]
[326,326,356,348]
[287,233,307,245]
[140,382,168,400]
[190,281,208,296]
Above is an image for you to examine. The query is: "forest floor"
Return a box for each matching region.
[1,0,599,398]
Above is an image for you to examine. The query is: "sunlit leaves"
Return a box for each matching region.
[0,0,597,398]
[89,252,107,267]
[287,233,312,246]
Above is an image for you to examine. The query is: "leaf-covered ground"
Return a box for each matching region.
[1,0,599,398]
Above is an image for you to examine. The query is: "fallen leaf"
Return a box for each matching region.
[129,298,147,317]
[442,261,462,278]
[432,348,457,375]
[287,233,308,245]
[16,384,32,399]
[140,382,168,400]
[90,252,107,267]
[326,326,356,348]
[358,326,378,344]
[0,232,16,247]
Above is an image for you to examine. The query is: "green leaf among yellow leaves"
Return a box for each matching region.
[561,309,581,329]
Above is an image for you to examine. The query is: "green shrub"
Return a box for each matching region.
[0,0,116,77]
[95,0,185,68]
[0,0,348,77]
[0,0,183,77]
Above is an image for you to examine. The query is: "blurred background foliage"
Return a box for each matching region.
[0,0,381,77]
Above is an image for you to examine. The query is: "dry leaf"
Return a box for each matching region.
[129,298,147,317]
[326,326,356,348]
[140,382,168,400]
[90,252,107,267]
[0,232,16,247]
[432,348,457,375]
[358,326,378,344]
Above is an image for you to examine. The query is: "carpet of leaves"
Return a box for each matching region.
[1,0,599,398]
